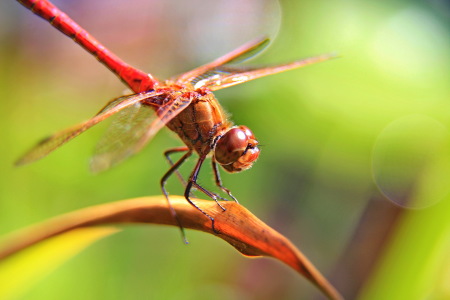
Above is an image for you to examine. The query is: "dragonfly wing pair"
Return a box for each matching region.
[180,37,336,91]
[16,91,155,167]
[91,94,192,172]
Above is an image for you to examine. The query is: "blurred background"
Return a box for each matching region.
[0,0,449,299]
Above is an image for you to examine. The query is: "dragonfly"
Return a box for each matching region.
[16,0,335,240]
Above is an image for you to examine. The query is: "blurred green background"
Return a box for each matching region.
[0,0,449,299]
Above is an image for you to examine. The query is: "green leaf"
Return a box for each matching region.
[359,194,450,300]
[0,227,119,300]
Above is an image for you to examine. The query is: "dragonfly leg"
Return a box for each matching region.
[190,181,227,211]
[212,159,238,203]
[161,149,192,244]
[185,155,227,234]
[163,146,189,186]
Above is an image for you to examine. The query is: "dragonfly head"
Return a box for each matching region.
[214,126,260,173]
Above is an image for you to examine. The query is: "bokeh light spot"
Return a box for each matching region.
[372,114,450,209]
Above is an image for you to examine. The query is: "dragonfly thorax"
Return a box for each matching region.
[164,90,230,155]
[214,125,260,173]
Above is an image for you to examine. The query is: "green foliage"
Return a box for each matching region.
[0,228,118,300]
[0,0,448,299]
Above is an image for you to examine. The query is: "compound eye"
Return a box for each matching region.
[214,128,248,165]
[240,125,256,140]
[214,126,260,173]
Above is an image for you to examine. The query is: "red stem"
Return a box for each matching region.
[17,0,158,93]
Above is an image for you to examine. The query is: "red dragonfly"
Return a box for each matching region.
[16,0,335,238]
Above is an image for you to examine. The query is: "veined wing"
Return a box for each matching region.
[136,95,193,152]
[176,37,270,84]
[196,53,337,91]
[90,102,156,173]
[15,91,162,166]
[91,94,193,173]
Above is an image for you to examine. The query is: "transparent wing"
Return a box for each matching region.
[199,53,337,91]
[176,37,270,84]
[137,95,193,151]
[90,102,156,173]
[15,91,162,166]
[91,94,193,173]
